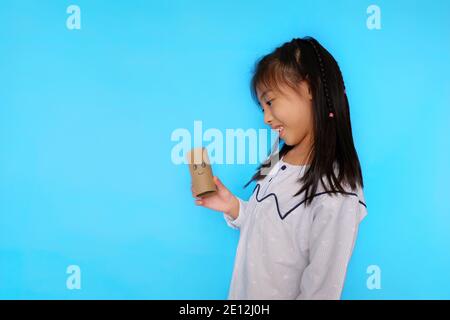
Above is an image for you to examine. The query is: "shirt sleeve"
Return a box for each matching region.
[296,194,367,300]
[223,197,249,230]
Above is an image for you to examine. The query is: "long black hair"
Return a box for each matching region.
[244,36,364,207]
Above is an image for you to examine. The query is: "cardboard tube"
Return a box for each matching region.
[186,147,217,198]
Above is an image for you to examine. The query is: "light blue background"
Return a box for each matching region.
[1,0,449,299]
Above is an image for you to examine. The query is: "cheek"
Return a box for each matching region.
[271,106,291,123]
[285,106,314,135]
[272,99,314,131]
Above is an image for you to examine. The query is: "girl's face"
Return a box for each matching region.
[257,81,314,148]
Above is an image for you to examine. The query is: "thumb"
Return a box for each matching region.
[213,176,226,191]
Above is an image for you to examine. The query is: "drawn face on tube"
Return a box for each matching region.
[192,161,207,176]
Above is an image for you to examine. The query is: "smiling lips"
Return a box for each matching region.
[271,125,285,138]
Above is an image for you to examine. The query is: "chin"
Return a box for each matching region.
[282,138,292,146]
[283,135,302,147]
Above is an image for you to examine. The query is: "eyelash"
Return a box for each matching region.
[261,99,273,112]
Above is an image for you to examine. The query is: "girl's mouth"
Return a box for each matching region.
[276,127,285,138]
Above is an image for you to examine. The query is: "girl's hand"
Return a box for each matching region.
[191,176,240,220]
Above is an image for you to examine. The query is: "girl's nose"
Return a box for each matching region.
[263,108,274,126]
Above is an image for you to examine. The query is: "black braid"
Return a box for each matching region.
[304,38,334,118]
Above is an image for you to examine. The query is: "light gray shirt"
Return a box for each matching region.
[223,157,368,300]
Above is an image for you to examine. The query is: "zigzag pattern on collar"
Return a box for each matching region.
[251,183,367,220]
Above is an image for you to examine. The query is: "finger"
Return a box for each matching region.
[214,176,224,189]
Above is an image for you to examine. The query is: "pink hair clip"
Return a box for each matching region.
[329,112,334,118]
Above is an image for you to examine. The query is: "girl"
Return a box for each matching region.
[191,36,368,300]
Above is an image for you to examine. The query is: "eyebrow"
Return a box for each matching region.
[258,90,272,103]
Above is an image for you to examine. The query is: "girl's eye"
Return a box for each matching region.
[193,164,197,170]
[265,99,273,107]
[201,162,206,168]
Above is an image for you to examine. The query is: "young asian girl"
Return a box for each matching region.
[192,36,368,300]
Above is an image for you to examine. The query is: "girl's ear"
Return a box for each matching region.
[299,80,313,101]
[300,74,312,101]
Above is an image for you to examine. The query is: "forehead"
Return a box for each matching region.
[257,88,273,100]
[257,82,295,101]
